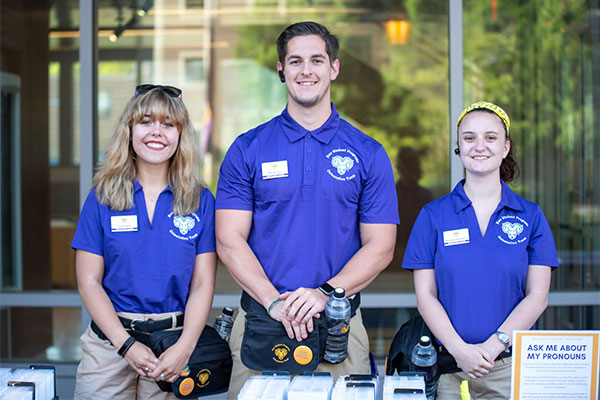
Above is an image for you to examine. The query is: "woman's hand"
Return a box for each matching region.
[452,343,495,379]
[123,341,159,377]
[479,334,506,363]
[150,341,193,383]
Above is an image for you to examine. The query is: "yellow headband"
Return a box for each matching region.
[457,101,510,137]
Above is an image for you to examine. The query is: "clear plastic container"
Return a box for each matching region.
[331,374,379,400]
[288,373,334,400]
[383,373,427,400]
[237,374,290,400]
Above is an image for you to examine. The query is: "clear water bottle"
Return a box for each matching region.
[213,307,234,342]
[409,335,439,400]
[324,287,351,364]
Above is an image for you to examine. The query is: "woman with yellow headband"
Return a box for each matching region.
[402,102,558,399]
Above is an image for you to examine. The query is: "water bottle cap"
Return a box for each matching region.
[333,287,345,298]
[419,336,431,346]
[222,307,234,317]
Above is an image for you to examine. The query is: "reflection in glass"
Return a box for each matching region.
[0,307,81,362]
[463,0,600,301]
[92,2,450,293]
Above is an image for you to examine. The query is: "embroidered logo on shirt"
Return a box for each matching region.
[502,222,523,240]
[168,212,200,241]
[495,215,528,244]
[325,148,359,181]
[174,216,195,235]
[331,155,354,175]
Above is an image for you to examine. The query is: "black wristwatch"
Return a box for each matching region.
[495,330,511,353]
[318,282,335,297]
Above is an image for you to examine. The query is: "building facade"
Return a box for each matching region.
[1,0,599,397]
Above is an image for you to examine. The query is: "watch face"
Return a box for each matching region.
[319,283,334,295]
[496,331,510,351]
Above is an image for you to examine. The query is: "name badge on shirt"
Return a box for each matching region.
[443,228,470,246]
[261,160,288,180]
[111,215,138,232]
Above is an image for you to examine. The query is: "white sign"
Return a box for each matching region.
[512,330,599,400]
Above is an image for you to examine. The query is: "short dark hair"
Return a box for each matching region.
[276,21,339,65]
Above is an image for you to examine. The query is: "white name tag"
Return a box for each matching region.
[443,228,470,246]
[111,215,138,232]
[261,160,288,179]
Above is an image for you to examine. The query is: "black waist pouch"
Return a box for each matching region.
[133,325,232,399]
[240,291,360,373]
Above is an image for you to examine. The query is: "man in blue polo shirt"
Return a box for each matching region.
[215,21,399,397]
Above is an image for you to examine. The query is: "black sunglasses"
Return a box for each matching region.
[135,84,182,99]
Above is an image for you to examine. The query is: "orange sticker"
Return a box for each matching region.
[178,377,195,396]
[293,345,313,365]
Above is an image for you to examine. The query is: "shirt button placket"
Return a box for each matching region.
[304,132,315,186]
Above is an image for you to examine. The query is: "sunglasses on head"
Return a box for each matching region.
[135,84,182,99]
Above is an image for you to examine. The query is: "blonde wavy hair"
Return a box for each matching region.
[93,88,203,215]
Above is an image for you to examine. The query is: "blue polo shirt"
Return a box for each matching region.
[216,104,399,293]
[403,180,558,344]
[72,182,216,313]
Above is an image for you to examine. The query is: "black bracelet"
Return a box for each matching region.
[117,336,136,357]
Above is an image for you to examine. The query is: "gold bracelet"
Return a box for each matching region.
[267,297,282,314]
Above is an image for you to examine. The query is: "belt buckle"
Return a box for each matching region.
[130,319,144,331]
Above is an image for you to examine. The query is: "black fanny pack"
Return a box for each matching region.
[240,291,360,373]
[92,320,232,399]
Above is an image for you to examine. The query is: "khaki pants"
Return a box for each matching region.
[227,308,370,400]
[437,356,512,400]
[74,311,183,400]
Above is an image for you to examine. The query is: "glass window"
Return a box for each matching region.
[94,1,449,293]
[463,0,600,304]
[0,0,81,361]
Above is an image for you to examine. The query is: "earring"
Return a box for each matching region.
[278,70,285,83]
[454,148,460,155]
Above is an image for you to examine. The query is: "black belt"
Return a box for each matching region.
[90,314,184,342]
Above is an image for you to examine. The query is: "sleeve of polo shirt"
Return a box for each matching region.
[402,207,436,270]
[527,206,559,268]
[358,145,400,224]
[196,188,216,254]
[215,137,254,210]
[71,190,104,256]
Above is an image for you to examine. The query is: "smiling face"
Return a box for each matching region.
[277,34,339,110]
[131,112,180,169]
[457,111,510,179]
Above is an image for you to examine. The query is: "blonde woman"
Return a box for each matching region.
[72,85,216,399]
[403,102,558,399]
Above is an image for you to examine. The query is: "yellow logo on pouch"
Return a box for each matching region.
[293,345,313,365]
[196,369,211,388]
[341,324,350,334]
[272,344,290,363]
[178,378,194,396]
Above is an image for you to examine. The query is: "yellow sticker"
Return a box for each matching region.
[196,368,211,388]
[178,377,195,396]
[272,344,290,363]
[293,345,313,365]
